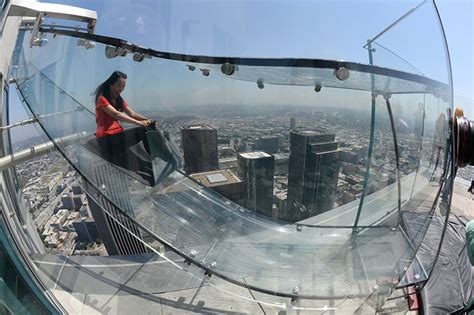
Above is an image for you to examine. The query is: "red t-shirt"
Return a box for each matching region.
[95,95,129,137]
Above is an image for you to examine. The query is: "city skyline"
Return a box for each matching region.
[15,101,435,256]
[8,0,473,141]
[1,1,471,312]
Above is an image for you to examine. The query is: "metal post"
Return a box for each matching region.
[384,95,402,225]
[353,41,377,232]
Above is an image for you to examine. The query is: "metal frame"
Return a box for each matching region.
[37,27,450,93]
[5,0,454,306]
[6,0,96,46]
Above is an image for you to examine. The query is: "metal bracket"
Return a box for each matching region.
[7,0,97,46]
[30,12,44,47]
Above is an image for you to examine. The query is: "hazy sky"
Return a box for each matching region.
[7,0,473,142]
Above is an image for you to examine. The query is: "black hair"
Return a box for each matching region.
[94,71,127,110]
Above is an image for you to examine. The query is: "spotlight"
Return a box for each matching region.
[314,83,322,92]
[84,41,95,49]
[116,47,127,57]
[187,65,196,71]
[257,78,264,89]
[201,68,210,76]
[105,46,117,59]
[105,46,127,59]
[133,52,144,62]
[221,63,235,75]
[77,38,95,49]
[334,67,350,81]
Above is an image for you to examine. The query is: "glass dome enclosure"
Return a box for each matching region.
[9,0,453,311]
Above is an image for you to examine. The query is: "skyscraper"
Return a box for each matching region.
[73,195,83,210]
[237,152,274,218]
[79,149,147,256]
[290,117,296,130]
[284,131,340,222]
[73,218,93,243]
[61,194,74,210]
[71,183,82,195]
[302,142,340,216]
[85,218,99,241]
[181,125,219,175]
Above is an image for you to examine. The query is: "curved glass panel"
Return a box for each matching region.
[10,0,453,309]
[0,219,53,315]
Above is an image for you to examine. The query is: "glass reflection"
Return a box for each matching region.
[8,0,454,309]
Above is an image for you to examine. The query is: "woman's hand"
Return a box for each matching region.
[150,119,159,127]
[137,119,159,128]
[137,120,151,127]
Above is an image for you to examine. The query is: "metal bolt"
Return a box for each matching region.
[210,261,217,268]
[293,286,300,295]
[189,249,197,257]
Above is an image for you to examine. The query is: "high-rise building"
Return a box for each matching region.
[79,203,91,218]
[237,152,274,217]
[79,151,147,256]
[290,117,296,129]
[301,142,340,216]
[85,218,99,241]
[73,195,83,210]
[181,125,219,175]
[73,218,92,243]
[71,183,82,195]
[55,184,65,195]
[61,194,74,210]
[285,131,340,222]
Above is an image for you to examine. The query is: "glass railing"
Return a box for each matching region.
[8,0,453,311]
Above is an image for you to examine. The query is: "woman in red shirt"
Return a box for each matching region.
[94,71,155,160]
[95,71,152,136]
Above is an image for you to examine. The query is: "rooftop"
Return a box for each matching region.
[182,125,215,131]
[190,169,241,187]
[238,151,272,159]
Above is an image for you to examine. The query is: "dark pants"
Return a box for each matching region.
[97,126,150,161]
